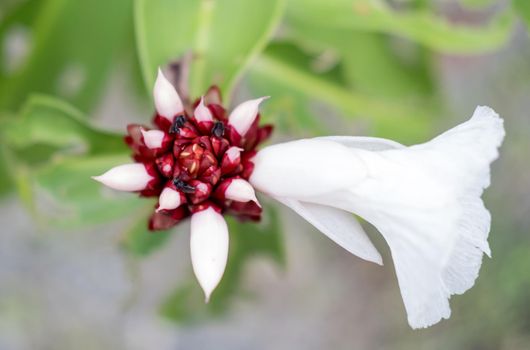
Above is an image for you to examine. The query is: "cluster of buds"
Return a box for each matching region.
[93,69,272,300]
[94,69,272,232]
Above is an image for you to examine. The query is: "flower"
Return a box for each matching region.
[93,68,272,301]
[93,68,505,328]
[250,105,505,329]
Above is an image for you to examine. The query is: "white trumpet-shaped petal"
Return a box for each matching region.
[92,163,153,192]
[190,208,229,302]
[251,105,504,329]
[194,97,213,122]
[228,96,269,136]
[140,128,165,149]
[225,146,243,162]
[225,179,261,207]
[156,187,182,212]
[153,68,183,121]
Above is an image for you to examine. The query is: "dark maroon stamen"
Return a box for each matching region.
[212,121,225,138]
[169,115,187,134]
[173,178,196,193]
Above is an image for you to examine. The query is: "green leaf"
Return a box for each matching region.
[248,71,327,137]
[249,42,434,142]
[161,205,284,324]
[134,0,199,92]
[285,20,436,99]
[341,34,434,98]
[135,0,285,102]
[0,113,14,195]
[33,154,145,228]
[1,95,138,227]
[286,0,515,54]
[514,0,530,28]
[3,94,127,157]
[0,152,11,195]
[0,0,16,12]
[247,42,340,136]
[0,0,133,112]
[121,206,176,257]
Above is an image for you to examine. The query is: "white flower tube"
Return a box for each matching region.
[250,106,505,329]
[190,207,230,302]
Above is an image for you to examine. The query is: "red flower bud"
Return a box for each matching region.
[188,180,212,205]
[210,134,229,157]
[156,153,175,178]
[221,146,242,175]
[200,165,221,185]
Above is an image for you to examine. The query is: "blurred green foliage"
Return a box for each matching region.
[1,95,144,227]
[514,0,530,27]
[287,0,514,54]
[0,0,133,112]
[0,0,528,332]
[135,0,285,101]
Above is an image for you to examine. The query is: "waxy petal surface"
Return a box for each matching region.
[153,68,183,121]
[92,163,153,192]
[228,97,268,136]
[250,139,367,198]
[190,208,229,302]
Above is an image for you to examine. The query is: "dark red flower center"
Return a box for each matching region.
[123,86,273,231]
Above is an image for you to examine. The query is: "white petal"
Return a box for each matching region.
[225,179,260,207]
[274,197,382,265]
[301,106,504,328]
[228,96,269,136]
[153,68,183,121]
[250,139,367,198]
[247,105,503,328]
[140,128,165,149]
[194,97,213,122]
[316,135,405,151]
[156,187,182,212]
[92,163,153,192]
[190,208,229,302]
[225,146,243,162]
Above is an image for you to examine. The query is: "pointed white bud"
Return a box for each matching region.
[92,163,153,192]
[225,146,243,162]
[194,97,213,123]
[225,179,261,207]
[153,68,183,121]
[190,207,229,302]
[140,128,165,149]
[228,96,269,136]
[156,187,182,212]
